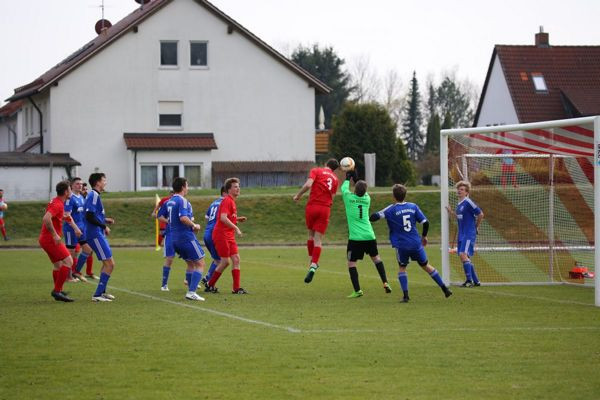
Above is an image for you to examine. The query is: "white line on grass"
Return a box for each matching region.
[299,326,600,334]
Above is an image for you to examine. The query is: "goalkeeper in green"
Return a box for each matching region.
[342,170,391,298]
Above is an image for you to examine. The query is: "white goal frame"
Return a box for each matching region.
[440,116,600,307]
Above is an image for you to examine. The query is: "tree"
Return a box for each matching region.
[424,112,441,155]
[348,55,380,104]
[331,103,398,186]
[291,44,354,128]
[435,76,473,128]
[401,71,424,161]
[391,137,417,185]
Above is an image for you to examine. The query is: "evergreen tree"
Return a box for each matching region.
[435,76,473,128]
[424,113,441,155]
[391,137,417,185]
[401,71,424,161]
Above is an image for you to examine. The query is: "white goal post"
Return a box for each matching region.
[440,116,600,307]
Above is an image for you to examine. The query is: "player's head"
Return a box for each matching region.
[354,180,367,197]
[172,177,188,194]
[224,177,240,197]
[220,186,226,196]
[326,158,339,171]
[70,177,82,193]
[455,180,471,194]
[56,180,71,197]
[0,189,3,198]
[89,173,107,191]
[392,184,407,202]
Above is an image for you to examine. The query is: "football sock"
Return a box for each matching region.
[208,270,222,287]
[75,252,90,273]
[232,269,241,291]
[52,269,58,285]
[206,261,218,281]
[374,261,388,283]
[56,265,70,292]
[185,271,192,286]
[93,272,111,297]
[462,261,473,281]
[86,255,94,275]
[398,271,408,292]
[429,269,445,288]
[0,227,6,238]
[189,270,202,292]
[72,258,78,274]
[311,246,322,264]
[348,266,360,292]
[307,239,314,257]
[162,266,171,287]
[470,263,480,284]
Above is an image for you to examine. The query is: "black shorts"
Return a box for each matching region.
[66,240,87,249]
[347,240,378,262]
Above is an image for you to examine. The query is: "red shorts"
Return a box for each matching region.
[305,204,331,234]
[214,236,238,258]
[39,237,71,264]
[501,164,515,173]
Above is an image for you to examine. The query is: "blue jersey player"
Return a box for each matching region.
[156,192,174,291]
[201,186,226,287]
[85,173,117,302]
[158,177,206,301]
[370,184,452,302]
[447,180,484,287]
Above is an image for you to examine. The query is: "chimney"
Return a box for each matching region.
[535,26,549,48]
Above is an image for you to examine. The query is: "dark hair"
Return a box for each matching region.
[70,177,82,186]
[56,180,70,196]
[354,180,367,197]
[224,177,240,192]
[172,177,187,193]
[220,185,226,195]
[82,183,88,187]
[326,158,339,171]
[392,184,407,202]
[89,173,106,188]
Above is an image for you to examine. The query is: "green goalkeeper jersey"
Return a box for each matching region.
[341,180,376,241]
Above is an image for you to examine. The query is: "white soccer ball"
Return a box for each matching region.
[340,157,355,172]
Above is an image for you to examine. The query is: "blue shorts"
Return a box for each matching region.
[457,238,475,257]
[63,225,87,248]
[395,247,428,267]
[163,233,175,258]
[203,233,220,261]
[88,235,113,261]
[174,238,205,262]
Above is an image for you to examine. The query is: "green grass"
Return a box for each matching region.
[1,247,599,399]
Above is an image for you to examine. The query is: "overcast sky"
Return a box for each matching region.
[1,0,599,105]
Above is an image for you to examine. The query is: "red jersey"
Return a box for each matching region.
[39,196,65,241]
[157,195,171,229]
[212,194,237,239]
[307,167,338,207]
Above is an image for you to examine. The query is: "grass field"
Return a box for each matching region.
[1,247,599,399]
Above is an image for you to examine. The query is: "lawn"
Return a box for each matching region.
[1,247,599,399]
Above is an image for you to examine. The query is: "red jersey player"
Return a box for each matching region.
[206,177,248,294]
[293,158,340,283]
[39,181,79,302]
[152,191,173,247]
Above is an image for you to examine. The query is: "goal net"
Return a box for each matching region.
[440,117,600,304]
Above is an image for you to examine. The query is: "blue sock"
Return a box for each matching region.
[185,271,192,286]
[462,261,473,281]
[189,270,202,292]
[470,263,480,284]
[162,266,170,287]
[75,252,90,273]
[94,272,111,297]
[206,261,218,281]
[398,271,408,292]
[429,269,445,288]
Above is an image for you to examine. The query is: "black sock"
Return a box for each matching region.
[403,290,409,298]
[349,266,360,292]
[375,261,388,283]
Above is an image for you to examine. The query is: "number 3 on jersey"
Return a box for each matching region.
[326,177,333,191]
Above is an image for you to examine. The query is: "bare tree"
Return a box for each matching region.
[380,69,405,128]
[348,55,381,104]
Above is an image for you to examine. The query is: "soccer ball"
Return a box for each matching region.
[340,157,355,171]
[0,203,6,211]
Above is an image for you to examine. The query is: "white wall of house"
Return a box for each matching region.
[0,114,17,151]
[476,56,520,127]
[47,0,315,192]
[132,150,213,190]
[0,165,72,201]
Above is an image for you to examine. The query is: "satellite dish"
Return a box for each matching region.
[94,19,112,35]
[134,0,151,4]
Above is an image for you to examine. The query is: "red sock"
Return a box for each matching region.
[0,227,6,238]
[208,270,222,287]
[311,246,322,264]
[55,265,70,292]
[52,269,58,285]
[72,258,78,274]
[232,269,240,291]
[86,255,94,275]
[307,239,314,257]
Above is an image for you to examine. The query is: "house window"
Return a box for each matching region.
[160,41,178,66]
[190,41,208,67]
[158,101,183,128]
[185,165,202,187]
[162,165,180,187]
[531,73,548,92]
[141,165,158,187]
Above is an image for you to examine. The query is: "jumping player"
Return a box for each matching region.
[206,178,248,294]
[371,184,453,302]
[85,173,117,302]
[0,189,8,240]
[39,181,77,302]
[201,186,226,287]
[293,158,339,283]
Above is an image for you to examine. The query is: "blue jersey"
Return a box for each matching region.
[0,200,5,218]
[377,202,427,251]
[84,190,106,239]
[456,197,481,240]
[64,193,86,230]
[160,194,195,242]
[204,197,223,236]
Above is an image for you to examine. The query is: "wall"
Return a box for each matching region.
[476,55,520,127]
[0,165,72,201]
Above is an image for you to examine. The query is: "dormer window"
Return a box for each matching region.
[531,73,548,92]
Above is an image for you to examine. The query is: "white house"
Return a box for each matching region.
[1,0,329,199]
